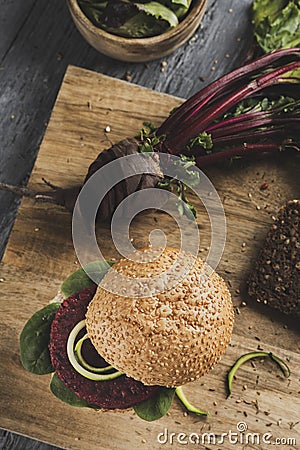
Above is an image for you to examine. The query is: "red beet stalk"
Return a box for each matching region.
[157,48,300,159]
[1,49,299,218]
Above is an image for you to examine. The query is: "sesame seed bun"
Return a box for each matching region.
[86,247,234,387]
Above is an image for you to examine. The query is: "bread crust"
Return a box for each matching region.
[248,200,300,315]
[86,247,234,387]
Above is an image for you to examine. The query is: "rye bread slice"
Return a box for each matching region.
[248,200,300,315]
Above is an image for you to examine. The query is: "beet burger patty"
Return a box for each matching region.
[49,286,159,409]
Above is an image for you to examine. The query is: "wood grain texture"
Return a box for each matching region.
[0,66,299,450]
[0,0,253,261]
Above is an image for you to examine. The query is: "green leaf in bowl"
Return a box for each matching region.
[137,1,178,27]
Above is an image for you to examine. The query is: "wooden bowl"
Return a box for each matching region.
[66,0,208,62]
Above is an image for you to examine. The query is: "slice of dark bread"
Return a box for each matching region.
[248,200,300,315]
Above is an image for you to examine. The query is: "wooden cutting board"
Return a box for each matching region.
[0,66,299,450]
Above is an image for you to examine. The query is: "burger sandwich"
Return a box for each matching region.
[20,246,234,420]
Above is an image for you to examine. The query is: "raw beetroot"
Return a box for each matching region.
[1,49,299,219]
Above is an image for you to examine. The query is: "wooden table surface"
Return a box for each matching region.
[1,1,256,449]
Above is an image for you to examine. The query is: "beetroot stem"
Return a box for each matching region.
[212,126,296,146]
[157,48,300,138]
[166,61,300,153]
[210,117,300,140]
[195,143,282,167]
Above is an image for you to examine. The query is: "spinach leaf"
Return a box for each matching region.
[20,302,60,374]
[61,260,114,298]
[133,387,175,421]
[50,373,98,408]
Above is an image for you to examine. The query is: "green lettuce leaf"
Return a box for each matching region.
[136,2,178,27]
[169,0,192,19]
[252,0,287,24]
[252,0,300,53]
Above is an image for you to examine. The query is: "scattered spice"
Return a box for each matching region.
[260,182,269,190]
[252,399,260,414]
[288,421,300,430]
[124,71,132,81]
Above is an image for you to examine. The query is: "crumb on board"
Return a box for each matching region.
[124,71,132,81]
